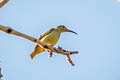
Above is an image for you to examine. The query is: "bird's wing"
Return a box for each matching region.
[34,28,55,49]
[38,28,55,40]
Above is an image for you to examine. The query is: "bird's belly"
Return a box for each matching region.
[40,33,60,46]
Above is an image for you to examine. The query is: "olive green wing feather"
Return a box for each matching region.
[34,28,55,49]
[38,28,55,40]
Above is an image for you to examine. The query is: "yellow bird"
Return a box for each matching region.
[30,25,77,60]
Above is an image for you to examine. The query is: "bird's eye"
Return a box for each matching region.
[58,25,65,29]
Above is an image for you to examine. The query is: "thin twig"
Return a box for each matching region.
[0,0,9,8]
[66,55,75,66]
[0,67,3,80]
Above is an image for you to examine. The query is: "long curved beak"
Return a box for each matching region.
[66,29,78,35]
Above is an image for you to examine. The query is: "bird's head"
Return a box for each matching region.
[55,25,77,34]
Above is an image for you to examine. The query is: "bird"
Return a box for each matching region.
[30,25,77,60]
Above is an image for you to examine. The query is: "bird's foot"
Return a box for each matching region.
[48,52,53,58]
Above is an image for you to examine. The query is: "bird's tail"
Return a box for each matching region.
[30,46,44,60]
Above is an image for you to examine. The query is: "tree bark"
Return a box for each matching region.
[0,68,3,80]
[0,0,9,8]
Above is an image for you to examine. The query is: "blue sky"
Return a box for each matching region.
[0,0,120,80]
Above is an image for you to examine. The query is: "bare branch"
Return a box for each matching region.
[66,55,75,66]
[0,25,78,66]
[0,67,3,80]
[0,0,9,8]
